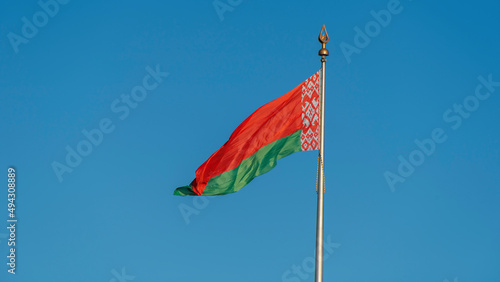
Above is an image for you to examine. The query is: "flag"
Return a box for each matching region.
[174,71,321,196]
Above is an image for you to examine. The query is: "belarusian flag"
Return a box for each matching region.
[174,71,320,196]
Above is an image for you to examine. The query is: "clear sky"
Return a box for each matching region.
[1,0,499,281]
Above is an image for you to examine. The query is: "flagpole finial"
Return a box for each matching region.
[318,24,329,57]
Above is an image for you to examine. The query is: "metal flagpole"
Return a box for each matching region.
[315,24,329,282]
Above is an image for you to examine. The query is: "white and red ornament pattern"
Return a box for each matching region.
[300,71,320,151]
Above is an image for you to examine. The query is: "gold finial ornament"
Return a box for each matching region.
[318,24,329,57]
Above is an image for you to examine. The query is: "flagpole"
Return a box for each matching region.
[315,24,329,282]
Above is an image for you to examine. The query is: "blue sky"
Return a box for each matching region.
[1,0,499,281]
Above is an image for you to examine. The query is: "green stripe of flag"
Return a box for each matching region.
[174,129,302,196]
